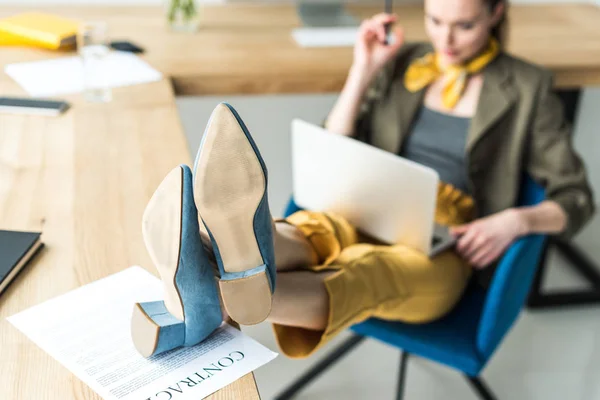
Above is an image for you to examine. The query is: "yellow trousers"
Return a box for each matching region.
[272,182,476,358]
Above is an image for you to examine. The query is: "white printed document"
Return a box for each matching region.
[8,266,277,400]
[5,51,163,97]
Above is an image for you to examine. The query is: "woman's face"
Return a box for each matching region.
[425,0,504,66]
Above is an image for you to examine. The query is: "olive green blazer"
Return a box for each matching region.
[352,42,595,240]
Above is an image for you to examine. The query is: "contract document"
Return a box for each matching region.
[8,266,277,400]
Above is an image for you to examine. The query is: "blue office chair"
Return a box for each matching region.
[275,176,547,400]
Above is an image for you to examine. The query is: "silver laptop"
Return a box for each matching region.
[291,119,457,257]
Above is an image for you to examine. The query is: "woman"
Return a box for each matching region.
[132,0,594,360]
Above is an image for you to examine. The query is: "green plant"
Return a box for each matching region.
[167,0,198,23]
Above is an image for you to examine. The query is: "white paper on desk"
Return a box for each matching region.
[4,51,163,97]
[8,266,277,400]
[292,27,359,47]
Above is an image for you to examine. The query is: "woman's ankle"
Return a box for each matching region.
[274,221,319,269]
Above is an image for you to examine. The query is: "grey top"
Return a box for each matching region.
[400,107,472,194]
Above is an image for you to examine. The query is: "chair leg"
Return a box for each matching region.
[396,351,409,400]
[527,237,550,307]
[274,334,366,400]
[464,375,497,400]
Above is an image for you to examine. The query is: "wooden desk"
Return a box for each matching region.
[0,69,260,400]
[1,3,600,399]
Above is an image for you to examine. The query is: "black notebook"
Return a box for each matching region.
[0,230,44,296]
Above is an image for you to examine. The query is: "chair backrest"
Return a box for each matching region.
[475,175,547,360]
[284,199,302,218]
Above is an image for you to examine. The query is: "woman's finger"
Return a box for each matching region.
[479,241,510,267]
[387,26,405,49]
[359,20,383,44]
[450,223,470,237]
[470,246,493,268]
[464,234,489,259]
[456,227,477,255]
[460,228,486,257]
[371,13,398,25]
[358,26,376,48]
[483,248,503,266]
[376,23,387,43]
[358,20,373,38]
[364,29,376,42]
[361,14,397,41]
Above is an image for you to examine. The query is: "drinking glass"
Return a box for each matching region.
[78,22,112,103]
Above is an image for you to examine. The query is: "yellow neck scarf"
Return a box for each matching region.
[404,38,500,109]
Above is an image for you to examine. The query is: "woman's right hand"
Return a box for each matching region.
[325,14,404,137]
[353,13,405,80]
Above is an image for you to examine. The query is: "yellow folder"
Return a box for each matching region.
[0,12,79,50]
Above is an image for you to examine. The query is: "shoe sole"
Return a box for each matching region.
[132,167,185,357]
[131,303,161,357]
[131,301,185,358]
[193,104,272,325]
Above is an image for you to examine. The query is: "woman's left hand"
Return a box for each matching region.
[449,209,529,269]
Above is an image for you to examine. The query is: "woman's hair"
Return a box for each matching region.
[484,0,509,49]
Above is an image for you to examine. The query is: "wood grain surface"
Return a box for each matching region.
[0,75,260,400]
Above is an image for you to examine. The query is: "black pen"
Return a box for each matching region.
[384,0,393,45]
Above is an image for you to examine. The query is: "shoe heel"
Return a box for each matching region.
[131,301,185,357]
[217,263,272,325]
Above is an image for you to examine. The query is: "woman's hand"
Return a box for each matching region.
[353,13,405,80]
[324,13,403,137]
[449,209,529,269]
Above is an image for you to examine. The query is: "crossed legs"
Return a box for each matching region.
[205,220,334,331]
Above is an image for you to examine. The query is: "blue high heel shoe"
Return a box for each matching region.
[193,103,276,325]
[131,165,223,358]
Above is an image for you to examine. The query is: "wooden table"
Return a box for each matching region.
[0,41,263,400]
[1,3,600,399]
[0,81,262,399]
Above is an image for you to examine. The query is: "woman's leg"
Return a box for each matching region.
[253,222,333,330]
[251,212,359,330]
[201,209,354,331]
[271,242,472,359]
[268,270,335,331]
[202,220,330,328]
[201,220,316,271]
[272,222,318,272]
